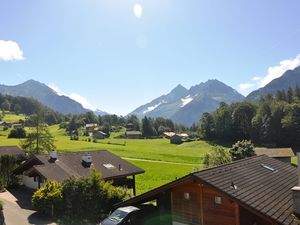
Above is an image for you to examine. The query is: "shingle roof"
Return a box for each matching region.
[15,150,145,182]
[194,155,299,225]
[116,155,300,225]
[0,146,25,158]
[126,131,142,135]
[255,148,295,158]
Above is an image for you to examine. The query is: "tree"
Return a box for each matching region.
[13,104,22,115]
[126,115,140,131]
[1,100,10,111]
[281,103,300,146]
[231,102,255,141]
[214,103,232,140]
[198,112,215,140]
[8,127,26,139]
[202,146,231,168]
[141,116,157,137]
[21,113,55,155]
[287,87,294,103]
[229,140,255,161]
[0,155,18,187]
[101,122,110,137]
[83,111,98,124]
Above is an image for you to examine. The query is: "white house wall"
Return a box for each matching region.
[22,175,42,190]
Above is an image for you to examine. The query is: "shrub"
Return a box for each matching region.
[0,155,19,187]
[32,170,129,223]
[61,170,129,222]
[32,180,63,214]
[203,146,232,168]
[230,140,255,161]
[8,127,26,138]
[0,179,4,191]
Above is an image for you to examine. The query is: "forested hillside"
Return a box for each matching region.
[199,86,300,147]
[0,93,62,125]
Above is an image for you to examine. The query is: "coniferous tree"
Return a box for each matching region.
[21,112,55,155]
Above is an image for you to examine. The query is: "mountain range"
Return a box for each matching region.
[0,80,106,115]
[246,66,300,101]
[128,80,245,126]
[2,65,300,125]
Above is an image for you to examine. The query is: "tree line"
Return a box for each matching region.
[199,86,300,147]
[0,93,62,125]
[62,113,189,138]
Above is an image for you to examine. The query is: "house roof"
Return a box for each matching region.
[0,146,25,158]
[116,155,300,225]
[163,132,176,137]
[255,148,295,158]
[126,131,142,135]
[14,150,145,182]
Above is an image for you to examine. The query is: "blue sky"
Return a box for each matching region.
[1,0,300,115]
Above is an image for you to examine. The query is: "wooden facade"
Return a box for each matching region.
[116,156,299,225]
[168,180,274,225]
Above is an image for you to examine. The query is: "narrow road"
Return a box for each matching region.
[0,190,55,225]
[122,157,199,166]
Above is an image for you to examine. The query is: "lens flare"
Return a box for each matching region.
[133,4,143,18]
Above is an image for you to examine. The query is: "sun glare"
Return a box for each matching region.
[133,4,143,18]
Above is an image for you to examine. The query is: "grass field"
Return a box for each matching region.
[0,123,213,194]
[129,159,197,195]
[49,125,211,164]
[2,113,26,123]
[1,118,298,194]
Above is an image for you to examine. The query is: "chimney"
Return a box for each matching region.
[119,164,123,171]
[292,153,300,217]
[50,150,58,160]
[82,154,93,167]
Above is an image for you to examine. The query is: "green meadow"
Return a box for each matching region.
[2,113,26,123]
[0,121,212,193]
[3,119,297,194]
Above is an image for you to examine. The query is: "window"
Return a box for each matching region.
[183,192,190,200]
[214,196,222,204]
[103,163,116,169]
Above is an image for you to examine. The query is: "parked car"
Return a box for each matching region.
[100,205,157,225]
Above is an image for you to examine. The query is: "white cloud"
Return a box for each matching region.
[48,83,63,96]
[69,93,96,111]
[47,84,95,110]
[0,40,24,61]
[239,83,255,91]
[259,54,300,87]
[252,76,262,81]
[239,54,300,95]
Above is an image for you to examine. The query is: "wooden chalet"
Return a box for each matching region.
[125,131,143,139]
[116,155,300,225]
[255,147,295,164]
[13,150,144,195]
[0,146,26,162]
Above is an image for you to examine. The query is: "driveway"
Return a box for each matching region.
[0,187,56,225]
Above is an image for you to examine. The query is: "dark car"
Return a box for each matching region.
[100,205,156,225]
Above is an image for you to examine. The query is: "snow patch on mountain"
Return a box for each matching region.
[181,95,193,107]
[143,102,162,114]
